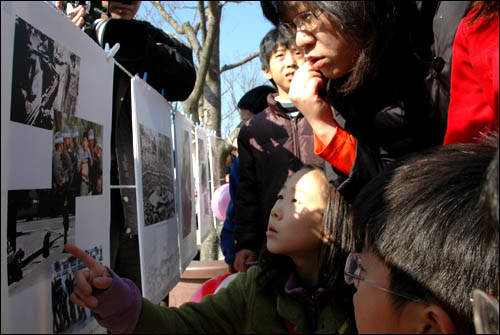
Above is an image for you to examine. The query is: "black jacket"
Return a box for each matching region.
[233,94,324,253]
[110,20,196,234]
[325,3,445,202]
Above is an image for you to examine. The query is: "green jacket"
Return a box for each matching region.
[135,266,354,334]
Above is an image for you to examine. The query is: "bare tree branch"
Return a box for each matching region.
[149,2,202,61]
[198,1,207,44]
[184,1,221,116]
[151,1,185,34]
[193,22,201,33]
[181,21,203,61]
[220,51,259,73]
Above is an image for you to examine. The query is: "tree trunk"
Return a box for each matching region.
[200,4,223,261]
[203,33,221,136]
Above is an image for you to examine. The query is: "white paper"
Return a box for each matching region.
[195,127,212,243]
[1,2,112,333]
[174,111,197,273]
[130,77,180,304]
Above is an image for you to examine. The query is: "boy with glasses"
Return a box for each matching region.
[347,135,499,334]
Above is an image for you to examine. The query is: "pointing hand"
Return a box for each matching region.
[64,243,112,309]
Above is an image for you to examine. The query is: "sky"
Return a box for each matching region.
[138,1,275,138]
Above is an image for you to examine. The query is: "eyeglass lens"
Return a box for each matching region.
[344,252,359,285]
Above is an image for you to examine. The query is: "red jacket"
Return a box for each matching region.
[444,10,499,144]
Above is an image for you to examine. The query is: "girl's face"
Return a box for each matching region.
[284,4,360,79]
[266,169,326,259]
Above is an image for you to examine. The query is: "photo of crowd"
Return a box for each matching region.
[10,16,80,130]
[139,124,175,226]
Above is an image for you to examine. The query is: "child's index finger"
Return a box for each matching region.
[64,243,99,270]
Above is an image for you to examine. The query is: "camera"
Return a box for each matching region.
[62,1,149,70]
[62,1,108,37]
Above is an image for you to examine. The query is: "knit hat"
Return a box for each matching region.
[237,85,276,115]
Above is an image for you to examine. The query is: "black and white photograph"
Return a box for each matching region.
[50,246,102,333]
[7,189,75,292]
[208,135,220,189]
[10,17,80,130]
[198,138,211,217]
[140,124,175,226]
[180,129,193,238]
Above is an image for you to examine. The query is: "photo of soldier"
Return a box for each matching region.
[52,131,70,248]
[94,141,103,195]
[10,17,80,130]
[87,128,96,194]
[80,131,91,196]
[70,125,83,212]
[61,125,74,232]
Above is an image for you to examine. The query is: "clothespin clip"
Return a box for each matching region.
[104,43,120,61]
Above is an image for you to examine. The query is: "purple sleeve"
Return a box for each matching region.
[92,267,142,334]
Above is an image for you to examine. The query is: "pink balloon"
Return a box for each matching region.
[211,183,231,221]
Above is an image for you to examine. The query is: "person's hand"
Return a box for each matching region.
[289,62,338,143]
[233,249,256,273]
[56,1,86,28]
[64,243,113,309]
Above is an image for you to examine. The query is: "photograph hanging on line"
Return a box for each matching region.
[180,129,193,238]
[10,16,80,130]
[50,245,102,333]
[52,112,104,199]
[198,138,211,217]
[7,188,74,291]
[140,124,175,226]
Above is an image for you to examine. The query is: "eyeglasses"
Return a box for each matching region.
[472,288,499,334]
[280,10,323,36]
[344,252,421,302]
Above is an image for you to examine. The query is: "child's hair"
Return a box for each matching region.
[257,165,355,308]
[467,1,499,26]
[481,140,499,234]
[260,1,424,95]
[259,28,296,72]
[352,135,499,335]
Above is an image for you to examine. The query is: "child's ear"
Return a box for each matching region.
[262,67,273,81]
[416,304,456,334]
